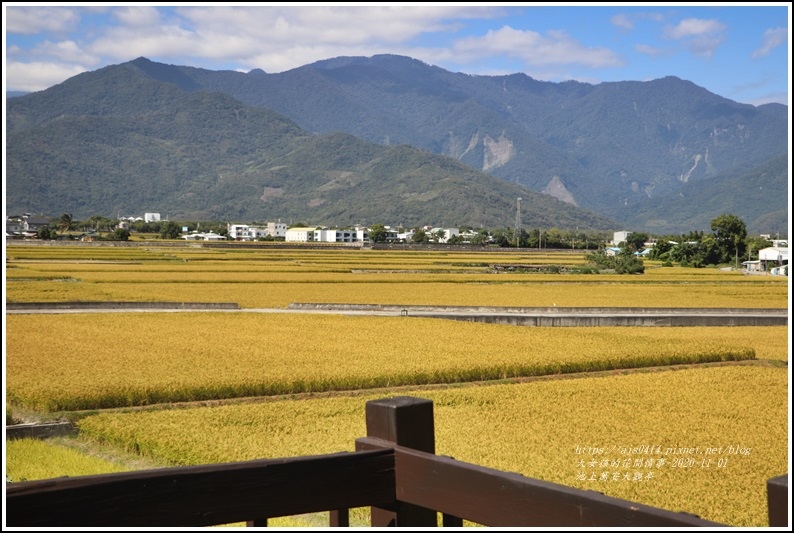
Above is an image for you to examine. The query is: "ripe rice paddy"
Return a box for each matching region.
[6,313,772,412]
[5,437,133,483]
[70,365,787,527]
[4,243,790,527]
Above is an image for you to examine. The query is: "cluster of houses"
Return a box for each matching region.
[185,223,467,244]
[608,231,788,276]
[5,213,52,238]
[6,215,788,275]
[743,238,789,276]
[284,225,466,244]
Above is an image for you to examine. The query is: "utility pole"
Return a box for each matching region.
[515,197,522,248]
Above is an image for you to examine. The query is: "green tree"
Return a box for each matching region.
[411,229,429,244]
[624,232,649,253]
[744,236,773,261]
[489,228,512,247]
[110,228,131,241]
[585,248,645,274]
[37,225,55,240]
[86,214,114,232]
[542,228,565,248]
[58,213,75,234]
[369,224,388,243]
[518,228,529,248]
[711,214,747,266]
[648,239,674,261]
[159,221,182,239]
[470,229,491,245]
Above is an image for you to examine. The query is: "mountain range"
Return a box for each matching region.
[6,55,789,234]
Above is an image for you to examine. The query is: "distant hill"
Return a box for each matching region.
[107,54,787,233]
[6,55,788,233]
[624,154,789,235]
[5,64,617,230]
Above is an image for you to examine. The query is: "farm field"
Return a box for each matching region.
[5,437,133,482]
[4,242,791,527]
[5,244,789,309]
[67,365,786,527]
[5,313,779,411]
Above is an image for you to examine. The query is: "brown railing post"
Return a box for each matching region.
[329,509,349,527]
[767,474,788,527]
[362,396,438,527]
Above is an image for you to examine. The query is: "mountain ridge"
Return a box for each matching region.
[6,68,617,230]
[6,54,788,234]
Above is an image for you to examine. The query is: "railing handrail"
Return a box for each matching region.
[356,436,725,527]
[5,449,395,527]
[5,396,789,528]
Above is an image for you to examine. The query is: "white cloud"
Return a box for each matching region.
[5,6,81,34]
[177,5,495,46]
[73,6,504,72]
[611,11,664,32]
[88,24,202,61]
[663,18,726,58]
[665,18,725,39]
[6,61,88,92]
[611,14,633,31]
[32,40,100,65]
[751,27,787,59]
[450,26,622,69]
[687,35,725,58]
[634,44,665,57]
[112,6,162,28]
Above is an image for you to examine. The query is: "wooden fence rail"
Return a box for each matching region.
[5,396,789,528]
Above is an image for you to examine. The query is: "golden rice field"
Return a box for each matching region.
[4,243,790,527]
[69,365,787,527]
[5,438,132,483]
[5,245,788,309]
[7,279,789,309]
[7,312,775,412]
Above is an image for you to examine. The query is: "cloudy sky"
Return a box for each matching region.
[3,3,791,106]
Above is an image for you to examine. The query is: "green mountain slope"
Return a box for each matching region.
[5,70,617,230]
[104,55,787,232]
[624,154,789,235]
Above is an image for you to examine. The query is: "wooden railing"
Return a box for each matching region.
[5,396,789,527]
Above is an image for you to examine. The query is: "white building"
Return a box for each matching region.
[182,232,226,241]
[438,228,460,243]
[6,216,25,235]
[228,222,288,240]
[266,222,288,239]
[397,229,415,242]
[458,230,479,243]
[612,231,632,245]
[228,224,257,241]
[285,227,317,242]
[285,226,371,243]
[758,246,789,273]
[313,228,369,243]
[144,213,161,223]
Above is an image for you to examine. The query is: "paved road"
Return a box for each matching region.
[5,303,787,326]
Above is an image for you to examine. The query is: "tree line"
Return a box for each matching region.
[23,212,778,272]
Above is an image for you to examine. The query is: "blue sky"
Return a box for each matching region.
[3,3,791,106]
